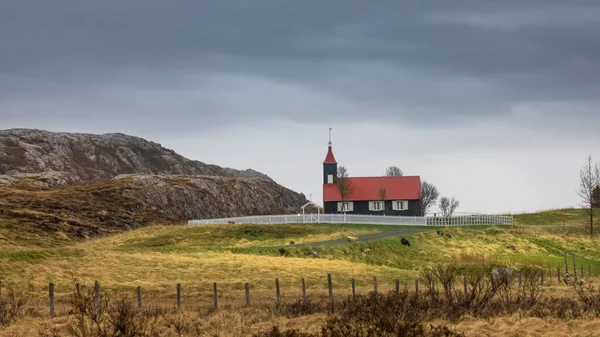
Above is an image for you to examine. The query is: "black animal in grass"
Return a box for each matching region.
[437,230,452,239]
[400,237,411,247]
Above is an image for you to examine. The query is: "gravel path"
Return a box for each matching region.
[262,228,425,249]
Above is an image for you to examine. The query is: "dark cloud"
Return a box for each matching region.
[1,0,600,131]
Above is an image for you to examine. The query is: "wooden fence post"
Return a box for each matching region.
[94,281,100,314]
[213,282,218,310]
[581,265,584,278]
[328,274,333,306]
[136,286,142,309]
[564,250,569,278]
[396,280,400,294]
[49,283,55,318]
[373,277,378,294]
[351,279,356,299]
[573,253,577,280]
[518,272,522,288]
[541,271,544,286]
[463,277,467,295]
[275,278,281,308]
[415,279,419,295]
[245,283,251,306]
[176,283,181,310]
[558,267,561,282]
[301,278,306,302]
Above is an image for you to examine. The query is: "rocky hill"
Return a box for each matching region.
[0,129,308,246]
[0,172,306,247]
[0,128,272,181]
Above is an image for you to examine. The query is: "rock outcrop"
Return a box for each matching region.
[0,128,309,244]
[0,129,272,181]
[0,171,307,245]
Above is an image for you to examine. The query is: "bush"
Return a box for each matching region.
[0,284,29,326]
[254,325,315,337]
[283,298,324,318]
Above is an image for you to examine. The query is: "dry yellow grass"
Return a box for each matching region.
[3,214,600,336]
[434,315,600,337]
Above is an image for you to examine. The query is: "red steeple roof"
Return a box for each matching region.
[323,146,337,164]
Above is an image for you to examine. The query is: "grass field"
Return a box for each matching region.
[2,208,600,336]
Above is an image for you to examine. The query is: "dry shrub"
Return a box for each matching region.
[253,325,314,337]
[420,264,515,320]
[517,266,544,307]
[0,284,29,327]
[283,298,324,318]
[67,283,164,337]
[332,291,430,332]
[530,297,584,320]
[574,283,600,317]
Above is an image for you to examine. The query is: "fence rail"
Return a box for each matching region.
[188,213,513,226]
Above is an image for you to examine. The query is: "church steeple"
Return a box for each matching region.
[323,127,337,164]
[323,128,337,184]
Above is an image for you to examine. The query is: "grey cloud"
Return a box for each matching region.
[1,0,600,132]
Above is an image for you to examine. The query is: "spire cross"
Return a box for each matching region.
[308,193,313,201]
[328,127,332,147]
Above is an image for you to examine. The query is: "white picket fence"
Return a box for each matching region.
[188,213,513,227]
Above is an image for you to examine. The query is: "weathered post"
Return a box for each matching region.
[373,277,378,294]
[541,271,544,286]
[136,286,142,309]
[328,274,333,306]
[351,279,356,299]
[558,267,561,282]
[94,281,100,314]
[564,250,569,279]
[176,283,181,310]
[415,279,419,295]
[49,283,55,318]
[301,278,306,302]
[463,277,467,295]
[213,282,218,310]
[573,253,577,280]
[275,278,281,308]
[396,280,400,294]
[245,283,251,306]
[581,265,584,278]
[518,272,522,288]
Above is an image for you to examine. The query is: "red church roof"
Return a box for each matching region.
[323,147,337,164]
[323,176,421,202]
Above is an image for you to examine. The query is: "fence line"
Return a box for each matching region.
[188,213,513,226]
[3,259,597,319]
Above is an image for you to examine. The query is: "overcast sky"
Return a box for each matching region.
[2,0,600,214]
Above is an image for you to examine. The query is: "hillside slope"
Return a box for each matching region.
[0,173,306,247]
[0,128,271,181]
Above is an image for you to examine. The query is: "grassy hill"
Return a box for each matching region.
[2,208,599,295]
[2,208,600,336]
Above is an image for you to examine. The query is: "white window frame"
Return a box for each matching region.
[337,201,354,212]
[369,201,385,211]
[327,174,333,184]
[392,200,408,211]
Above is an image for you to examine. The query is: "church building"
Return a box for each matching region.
[322,136,421,216]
